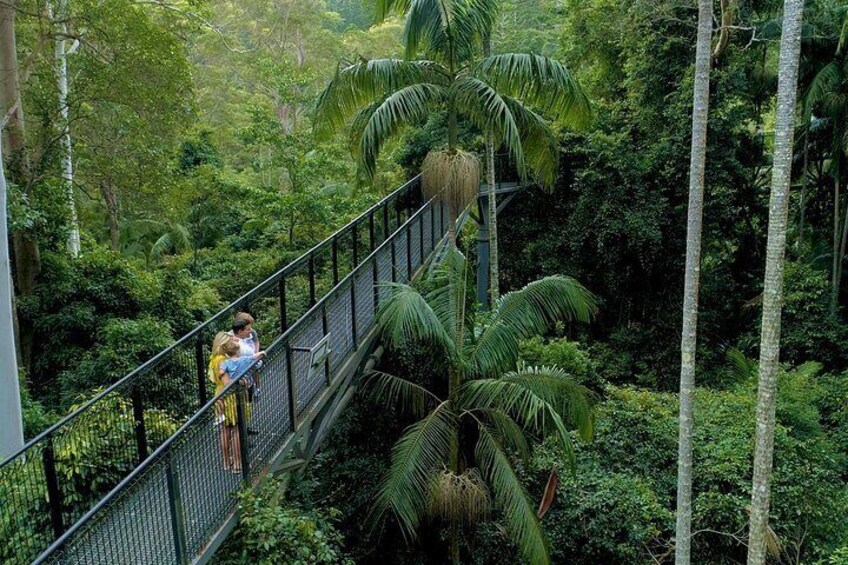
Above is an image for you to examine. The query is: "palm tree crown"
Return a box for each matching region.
[368,247,596,564]
[314,0,591,187]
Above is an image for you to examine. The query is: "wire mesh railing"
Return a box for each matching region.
[0,176,426,565]
[33,193,449,565]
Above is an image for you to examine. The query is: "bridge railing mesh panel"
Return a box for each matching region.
[0,176,425,564]
[32,193,449,565]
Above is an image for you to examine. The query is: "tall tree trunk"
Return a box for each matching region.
[100,179,120,251]
[49,0,80,257]
[0,136,24,459]
[747,1,805,563]
[675,2,713,563]
[484,37,499,304]
[837,193,848,308]
[831,175,840,313]
[0,0,27,182]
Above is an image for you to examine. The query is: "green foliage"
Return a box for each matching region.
[518,336,598,388]
[520,383,848,564]
[218,479,351,565]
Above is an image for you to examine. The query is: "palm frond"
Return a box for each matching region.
[476,426,550,565]
[358,83,445,178]
[501,366,593,442]
[461,377,577,472]
[377,281,457,357]
[727,348,757,381]
[502,95,560,188]
[149,233,173,263]
[448,0,498,62]
[804,61,842,122]
[451,76,525,174]
[475,53,591,128]
[371,401,456,540]
[470,276,596,375]
[424,246,473,351]
[470,408,531,463]
[314,58,447,134]
[404,0,451,60]
[366,370,443,417]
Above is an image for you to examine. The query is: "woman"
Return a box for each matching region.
[208,332,241,472]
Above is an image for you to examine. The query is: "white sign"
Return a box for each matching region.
[307,334,332,382]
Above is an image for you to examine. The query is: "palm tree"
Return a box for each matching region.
[369,247,596,564]
[675,1,712,563]
[314,0,590,248]
[747,0,806,563]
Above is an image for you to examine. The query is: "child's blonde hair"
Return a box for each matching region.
[223,339,241,357]
[211,332,231,357]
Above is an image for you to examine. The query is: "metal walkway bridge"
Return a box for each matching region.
[0,175,524,564]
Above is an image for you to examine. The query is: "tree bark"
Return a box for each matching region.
[0,0,27,182]
[101,179,120,251]
[484,37,499,304]
[747,1,805,563]
[0,135,24,459]
[674,2,713,563]
[49,0,81,257]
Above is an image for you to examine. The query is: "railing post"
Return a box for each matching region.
[419,212,425,267]
[308,253,316,307]
[350,275,358,349]
[321,303,330,385]
[286,343,297,431]
[235,390,250,481]
[131,387,149,464]
[279,276,287,333]
[390,238,397,283]
[352,222,359,268]
[406,223,412,279]
[369,212,375,252]
[430,201,436,251]
[372,253,380,309]
[395,199,402,228]
[332,237,339,286]
[42,436,64,538]
[383,203,389,241]
[195,337,207,406]
[165,454,189,565]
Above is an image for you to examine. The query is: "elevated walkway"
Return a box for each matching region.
[1,173,527,564]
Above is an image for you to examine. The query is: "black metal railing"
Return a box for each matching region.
[0,176,428,565]
[32,193,450,565]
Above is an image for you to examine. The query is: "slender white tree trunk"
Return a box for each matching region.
[674,2,712,563]
[0,135,24,460]
[747,1,805,563]
[49,0,80,257]
[484,37,499,304]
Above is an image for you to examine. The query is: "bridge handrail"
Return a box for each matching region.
[33,191,449,564]
[0,175,423,564]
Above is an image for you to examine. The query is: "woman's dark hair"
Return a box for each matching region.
[232,319,250,333]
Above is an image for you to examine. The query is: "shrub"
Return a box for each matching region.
[218,478,351,565]
[519,336,600,388]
